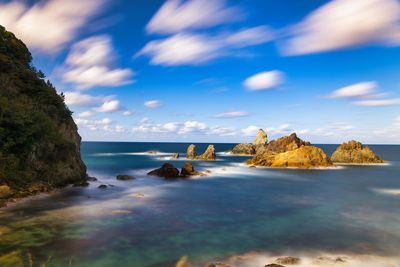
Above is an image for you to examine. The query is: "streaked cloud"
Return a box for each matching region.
[77,111,93,118]
[354,98,400,107]
[146,0,242,34]
[282,0,400,55]
[214,110,249,118]
[95,100,121,113]
[241,125,260,136]
[62,35,134,89]
[329,82,378,99]
[243,71,285,91]
[144,100,162,108]
[0,0,106,52]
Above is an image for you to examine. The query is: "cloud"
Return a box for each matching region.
[77,111,93,118]
[241,125,260,136]
[122,111,135,116]
[146,0,242,34]
[282,0,400,55]
[353,98,400,107]
[0,0,105,52]
[75,117,113,131]
[243,71,285,91]
[214,110,249,118]
[329,82,378,98]
[132,118,179,134]
[144,100,161,108]
[62,35,134,89]
[178,121,208,135]
[137,27,273,66]
[94,100,121,113]
[64,91,98,106]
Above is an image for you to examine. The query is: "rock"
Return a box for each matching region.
[0,185,13,199]
[116,175,136,181]
[186,144,197,159]
[331,140,384,164]
[98,184,108,189]
[248,133,332,168]
[265,264,285,267]
[231,143,256,155]
[175,256,191,267]
[147,150,158,154]
[180,162,205,177]
[73,181,90,187]
[253,129,268,146]
[172,153,180,159]
[275,257,301,265]
[86,176,98,181]
[197,145,216,160]
[207,263,231,267]
[148,163,180,179]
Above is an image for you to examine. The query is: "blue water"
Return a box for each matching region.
[0,142,399,266]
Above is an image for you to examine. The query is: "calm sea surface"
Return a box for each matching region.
[0,142,399,266]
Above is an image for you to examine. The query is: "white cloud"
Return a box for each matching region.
[353,98,400,107]
[241,125,260,136]
[178,121,207,135]
[122,111,135,116]
[138,27,273,66]
[214,110,249,118]
[282,0,400,55]
[146,0,242,34]
[243,71,285,91]
[64,91,97,106]
[75,117,113,131]
[77,111,93,118]
[208,126,236,136]
[144,100,161,108]
[0,0,105,52]
[62,35,134,89]
[95,100,121,113]
[329,82,377,99]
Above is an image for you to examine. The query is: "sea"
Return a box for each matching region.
[0,142,399,267]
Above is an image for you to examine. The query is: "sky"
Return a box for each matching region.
[1,0,400,144]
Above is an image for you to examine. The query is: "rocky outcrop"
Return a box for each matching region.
[197,145,216,160]
[171,153,180,159]
[331,140,384,164]
[116,175,136,181]
[275,256,301,265]
[248,133,332,168]
[231,129,267,155]
[186,144,197,159]
[186,144,216,160]
[180,162,205,177]
[148,163,180,179]
[0,25,87,206]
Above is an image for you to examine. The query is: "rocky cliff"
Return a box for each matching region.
[0,26,87,204]
[247,133,333,168]
[331,140,384,164]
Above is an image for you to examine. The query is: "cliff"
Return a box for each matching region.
[0,26,87,204]
[331,140,384,164]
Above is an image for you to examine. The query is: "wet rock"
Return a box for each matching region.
[98,184,108,189]
[148,163,180,179]
[86,176,98,181]
[147,150,158,154]
[0,185,14,199]
[186,144,197,159]
[180,162,205,177]
[116,175,136,181]
[197,145,216,160]
[331,140,384,164]
[73,181,90,187]
[275,256,300,265]
[172,153,180,159]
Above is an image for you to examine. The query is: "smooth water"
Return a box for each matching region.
[1,142,400,266]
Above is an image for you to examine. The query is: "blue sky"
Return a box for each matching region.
[1,0,400,143]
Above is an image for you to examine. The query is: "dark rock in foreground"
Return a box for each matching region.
[116,175,136,181]
[148,163,180,179]
[98,185,108,189]
[331,140,384,164]
[180,162,205,177]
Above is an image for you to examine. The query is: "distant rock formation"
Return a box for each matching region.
[186,144,197,159]
[148,163,180,179]
[331,140,384,164]
[180,162,205,177]
[247,133,333,168]
[231,129,268,155]
[186,144,216,160]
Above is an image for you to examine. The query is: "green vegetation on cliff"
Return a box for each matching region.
[0,25,86,202]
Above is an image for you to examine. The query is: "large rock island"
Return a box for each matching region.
[331,140,384,164]
[247,133,333,168]
[0,26,87,205]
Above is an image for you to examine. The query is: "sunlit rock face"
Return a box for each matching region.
[231,129,268,155]
[186,144,216,160]
[331,140,384,164]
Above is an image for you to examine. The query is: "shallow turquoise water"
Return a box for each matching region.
[0,142,399,266]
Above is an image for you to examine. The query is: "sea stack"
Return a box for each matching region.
[186,144,197,159]
[247,133,333,168]
[252,129,268,146]
[231,129,268,155]
[331,140,384,164]
[198,145,217,160]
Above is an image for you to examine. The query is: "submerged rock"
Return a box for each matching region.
[116,175,136,181]
[331,140,384,164]
[197,145,217,160]
[248,133,332,168]
[98,184,108,189]
[172,153,180,159]
[186,144,197,159]
[265,264,285,267]
[275,256,301,265]
[148,163,180,179]
[180,162,205,177]
[73,181,90,187]
[207,263,231,267]
[86,176,98,181]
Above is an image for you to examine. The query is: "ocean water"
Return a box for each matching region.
[0,142,400,266]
